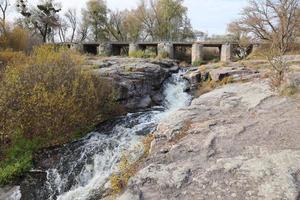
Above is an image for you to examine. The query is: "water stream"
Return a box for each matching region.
[12,70,192,200]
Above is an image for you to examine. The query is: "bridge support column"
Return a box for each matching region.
[221,44,232,62]
[251,44,259,54]
[70,43,84,53]
[158,42,174,59]
[129,43,140,56]
[192,43,204,64]
[98,43,112,56]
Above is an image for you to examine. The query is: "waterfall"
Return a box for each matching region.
[15,70,192,200]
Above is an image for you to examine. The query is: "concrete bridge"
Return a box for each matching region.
[66,41,243,63]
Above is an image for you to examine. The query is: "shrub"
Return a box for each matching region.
[0,131,40,185]
[0,49,27,67]
[0,45,120,144]
[0,45,122,184]
[129,50,156,58]
[157,51,169,59]
[0,26,30,52]
[192,59,206,66]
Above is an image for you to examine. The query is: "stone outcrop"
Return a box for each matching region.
[87,57,179,111]
[183,63,260,90]
[120,79,300,200]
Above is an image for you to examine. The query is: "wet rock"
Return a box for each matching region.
[0,186,21,200]
[20,171,49,200]
[183,68,202,89]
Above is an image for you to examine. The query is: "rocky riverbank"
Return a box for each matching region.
[3,56,300,200]
[119,75,300,200]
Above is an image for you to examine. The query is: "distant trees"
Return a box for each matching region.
[65,9,78,43]
[227,21,252,59]
[78,0,194,42]
[148,0,194,41]
[16,0,61,43]
[0,0,30,51]
[232,0,300,54]
[12,0,195,44]
[0,0,9,35]
[82,0,108,41]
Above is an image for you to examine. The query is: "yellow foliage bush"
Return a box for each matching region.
[0,45,121,145]
[0,26,29,52]
[0,49,27,67]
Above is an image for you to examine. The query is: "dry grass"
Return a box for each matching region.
[169,120,192,144]
[195,76,234,97]
[280,85,299,96]
[109,134,155,196]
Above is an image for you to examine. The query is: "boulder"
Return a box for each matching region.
[88,57,180,111]
[183,68,202,89]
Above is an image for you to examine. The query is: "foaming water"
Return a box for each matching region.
[14,70,191,200]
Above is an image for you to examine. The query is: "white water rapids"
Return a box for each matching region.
[11,70,192,200]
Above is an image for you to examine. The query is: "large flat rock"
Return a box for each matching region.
[120,80,300,200]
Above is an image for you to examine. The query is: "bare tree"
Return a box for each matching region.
[227,21,252,59]
[16,0,61,43]
[58,18,68,43]
[77,10,90,42]
[0,0,9,35]
[236,0,300,87]
[65,9,77,42]
[239,0,300,54]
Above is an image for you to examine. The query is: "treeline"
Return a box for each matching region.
[0,0,195,48]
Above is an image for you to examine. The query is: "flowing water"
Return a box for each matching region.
[14,70,192,200]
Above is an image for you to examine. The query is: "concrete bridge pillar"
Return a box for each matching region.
[192,43,204,64]
[157,42,174,59]
[251,44,259,54]
[70,43,84,53]
[129,43,140,55]
[221,44,232,62]
[98,43,112,56]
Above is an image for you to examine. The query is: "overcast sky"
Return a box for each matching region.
[9,0,248,35]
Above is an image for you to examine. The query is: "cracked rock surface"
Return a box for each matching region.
[120,80,300,200]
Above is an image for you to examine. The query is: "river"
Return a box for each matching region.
[9,69,192,200]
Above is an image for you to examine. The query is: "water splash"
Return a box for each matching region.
[14,70,191,200]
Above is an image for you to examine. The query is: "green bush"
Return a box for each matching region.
[192,59,206,66]
[129,50,156,58]
[157,51,169,59]
[0,131,40,185]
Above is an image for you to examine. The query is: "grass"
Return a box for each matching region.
[192,59,206,67]
[195,76,234,97]
[157,51,169,59]
[169,120,192,144]
[280,84,299,96]
[0,131,42,185]
[129,50,156,59]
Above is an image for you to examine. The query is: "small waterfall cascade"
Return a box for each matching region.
[14,69,192,200]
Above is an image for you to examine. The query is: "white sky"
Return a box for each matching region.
[7,0,249,35]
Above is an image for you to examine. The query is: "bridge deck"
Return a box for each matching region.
[58,41,239,47]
